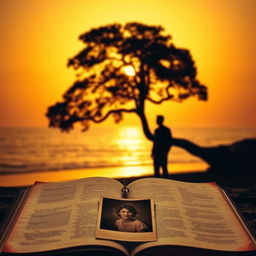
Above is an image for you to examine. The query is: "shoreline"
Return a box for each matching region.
[0,162,208,186]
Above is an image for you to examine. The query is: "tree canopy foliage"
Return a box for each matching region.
[46,22,207,140]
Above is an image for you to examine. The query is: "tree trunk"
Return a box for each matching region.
[172,138,229,166]
[172,137,256,171]
[137,109,154,141]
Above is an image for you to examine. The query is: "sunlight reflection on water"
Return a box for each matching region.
[116,127,147,166]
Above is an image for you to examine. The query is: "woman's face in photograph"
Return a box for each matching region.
[119,208,134,220]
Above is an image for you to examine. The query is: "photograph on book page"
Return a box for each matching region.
[96,197,156,242]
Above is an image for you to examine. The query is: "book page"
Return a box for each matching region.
[4,177,128,255]
[127,178,256,255]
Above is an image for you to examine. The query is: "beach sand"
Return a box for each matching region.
[0,162,209,186]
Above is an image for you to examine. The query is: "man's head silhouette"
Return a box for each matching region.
[156,115,164,126]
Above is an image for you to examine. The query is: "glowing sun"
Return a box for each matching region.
[123,65,136,76]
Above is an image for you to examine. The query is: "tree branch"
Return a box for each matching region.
[146,94,174,104]
[90,108,137,123]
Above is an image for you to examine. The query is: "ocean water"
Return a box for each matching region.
[0,126,255,175]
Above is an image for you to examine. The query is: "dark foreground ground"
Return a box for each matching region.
[0,171,255,240]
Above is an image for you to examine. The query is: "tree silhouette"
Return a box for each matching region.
[46,22,207,140]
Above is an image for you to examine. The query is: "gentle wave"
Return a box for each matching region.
[0,162,150,175]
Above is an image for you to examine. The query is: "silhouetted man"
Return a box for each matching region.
[151,115,172,178]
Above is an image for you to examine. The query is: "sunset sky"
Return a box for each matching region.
[0,0,255,129]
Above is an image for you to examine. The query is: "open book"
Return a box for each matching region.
[1,177,256,256]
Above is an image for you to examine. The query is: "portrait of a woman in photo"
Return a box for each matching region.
[115,204,148,232]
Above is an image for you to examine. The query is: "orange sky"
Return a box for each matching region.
[0,0,255,129]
